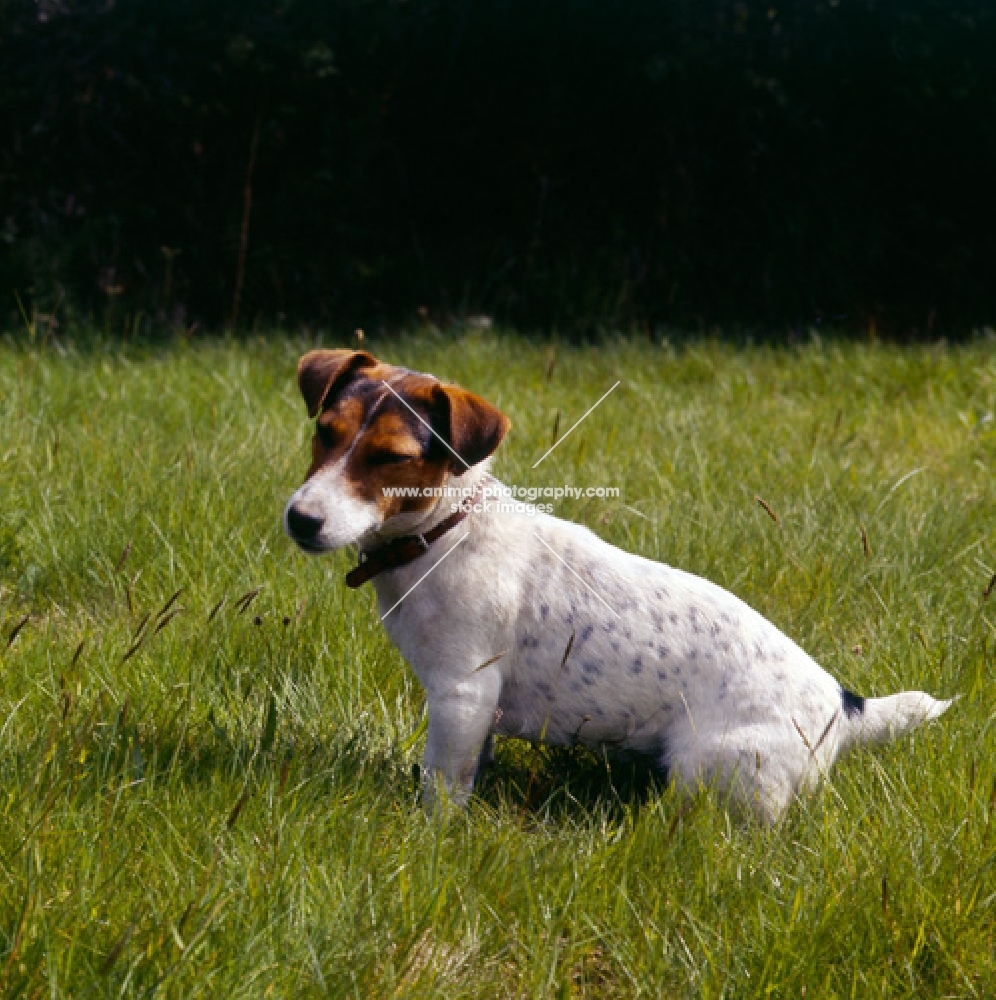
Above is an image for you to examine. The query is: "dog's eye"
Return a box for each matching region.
[367,450,412,467]
[316,424,335,449]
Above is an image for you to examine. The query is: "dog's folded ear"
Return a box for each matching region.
[297,349,377,417]
[431,384,511,470]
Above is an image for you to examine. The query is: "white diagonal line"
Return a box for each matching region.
[381,380,471,470]
[532,381,620,468]
[381,532,471,620]
[533,532,620,619]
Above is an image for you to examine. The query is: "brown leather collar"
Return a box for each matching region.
[345,477,488,589]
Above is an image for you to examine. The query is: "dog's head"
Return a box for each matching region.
[284,349,510,552]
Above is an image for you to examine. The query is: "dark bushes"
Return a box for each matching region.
[3,0,995,332]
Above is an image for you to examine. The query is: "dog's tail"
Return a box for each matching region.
[837,686,953,752]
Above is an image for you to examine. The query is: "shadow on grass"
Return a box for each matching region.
[123,704,673,824]
[476,738,669,822]
[4,693,675,839]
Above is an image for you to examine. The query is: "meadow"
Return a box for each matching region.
[1,327,994,998]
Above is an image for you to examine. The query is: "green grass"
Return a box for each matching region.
[1,327,995,998]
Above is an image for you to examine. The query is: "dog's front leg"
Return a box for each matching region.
[421,669,501,810]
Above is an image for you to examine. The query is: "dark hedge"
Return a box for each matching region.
[2,0,995,333]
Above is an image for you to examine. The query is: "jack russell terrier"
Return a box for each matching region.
[283,349,951,822]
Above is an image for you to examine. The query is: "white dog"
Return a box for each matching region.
[284,349,951,821]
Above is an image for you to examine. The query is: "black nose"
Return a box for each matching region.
[286,504,324,541]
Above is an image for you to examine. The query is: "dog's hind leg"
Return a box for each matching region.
[664,723,802,824]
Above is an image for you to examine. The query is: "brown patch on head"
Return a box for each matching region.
[295,351,511,526]
[362,411,425,461]
[306,395,367,478]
